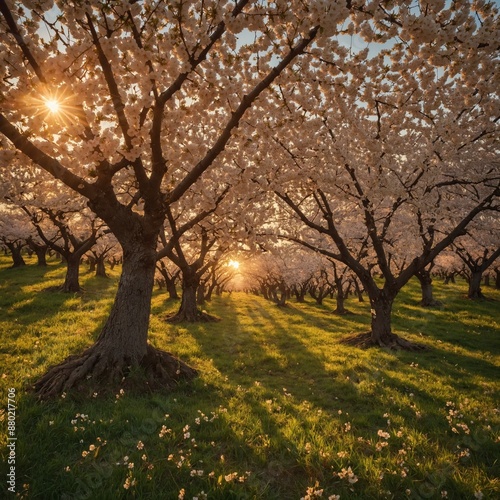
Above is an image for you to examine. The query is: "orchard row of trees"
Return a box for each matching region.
[0,0,498,398]
[2,218,499,310]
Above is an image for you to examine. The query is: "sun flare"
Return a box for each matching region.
[228,260,240,270]
[44,98,61,114]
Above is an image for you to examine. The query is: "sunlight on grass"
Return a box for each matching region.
[0,258,499,499]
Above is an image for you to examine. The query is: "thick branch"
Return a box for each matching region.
[167,25,320,204]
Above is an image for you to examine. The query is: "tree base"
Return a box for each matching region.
[43,284,82,293]
[420,299,443,307]
[166,310,221,323]
[32,344,198,400]
[332,308,354,315]
[339,332,428,351]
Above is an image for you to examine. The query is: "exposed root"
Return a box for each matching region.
[340,332,429,351]
[167,310,221,323]
[32,344,197,400]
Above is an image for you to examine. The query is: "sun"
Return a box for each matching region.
[228,260,240,270]
[44,98,61,114]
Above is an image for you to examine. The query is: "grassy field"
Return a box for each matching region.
[0,255,499,499]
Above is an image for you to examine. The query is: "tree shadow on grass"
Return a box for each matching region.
[190,295,500,485]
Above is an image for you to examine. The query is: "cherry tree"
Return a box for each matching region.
[0,203,32,267]
[86,231,118,278]
[21,202,102,291]
[156,258,181,300]
[156,179,235,322]
[0,0,330,397]
[257,1,500,349]
[453,217,500,299]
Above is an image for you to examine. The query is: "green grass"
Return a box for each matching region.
[0,255,499,499]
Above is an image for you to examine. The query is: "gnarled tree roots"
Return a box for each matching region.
[340,332,428,351]
[33,344,197,400]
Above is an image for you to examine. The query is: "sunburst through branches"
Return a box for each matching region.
[26,87,80,126]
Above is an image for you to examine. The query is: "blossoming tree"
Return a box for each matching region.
[0,0,329,397]
[257,0,499,348]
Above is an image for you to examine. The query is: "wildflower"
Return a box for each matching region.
[49,421,54,425]
[81,451,88,457]
[225,472,238,482]
[441,491,448,498]
[337,451,348,458]
[89,444,95,451]
[178,488,185,499]
[137,441,144,450]
[377,430,390,439]
[64,466,71,472]
[337,466,358,484]
[474,491,484,499]
[159,425,172,438]
[328,496,340,500]
[344,422,351,432]
[301,481,324,499]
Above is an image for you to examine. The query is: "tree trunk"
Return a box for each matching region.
[88,256,96,272]
[444,272,456,284]
[197,282,206,306]
[166,280,179,300]
[168,269,219,323]
[6,242,26,267]
[416,269,440,307]
[205,281,217,302]
[370,295,395,345]
[60,256,81,293]
[333,290,348,314]
[34,247,47,266]
[495,269,500,289]
[34,241,197,399]
[95,256,108,278]
[468,271,485,299]
[341,288,426,351]
[27,240,48,266]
